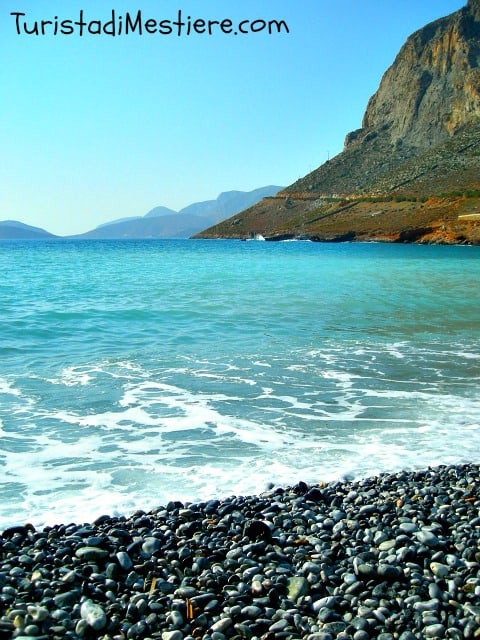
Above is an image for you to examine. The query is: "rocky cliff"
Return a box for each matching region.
[348,0,480,151]
[196,1,480,244]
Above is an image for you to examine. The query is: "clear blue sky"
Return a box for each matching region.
[0,0,466,236]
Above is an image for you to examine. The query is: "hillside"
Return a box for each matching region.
[196,1,480,244]
[0,221,57,240]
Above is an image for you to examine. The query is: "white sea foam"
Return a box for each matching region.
[0,378,22,397]
[2,344,479,532]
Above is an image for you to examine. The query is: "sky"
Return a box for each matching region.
[0,0,467,236]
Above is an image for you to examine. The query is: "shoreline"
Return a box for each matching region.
[1,463,479,639]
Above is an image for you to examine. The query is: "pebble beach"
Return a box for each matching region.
[1,464,479,640]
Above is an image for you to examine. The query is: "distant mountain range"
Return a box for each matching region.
[0,220,57,239]
[0,186,283,240]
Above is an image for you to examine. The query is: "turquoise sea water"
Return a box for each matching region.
[1,239,479,529]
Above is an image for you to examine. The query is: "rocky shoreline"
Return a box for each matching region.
[194,195,480,246]
[1,464,480,640]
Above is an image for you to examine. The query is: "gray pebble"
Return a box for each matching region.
[75,546,108,562]
[416,530,441,548]
[1,463,480,640]
[116,551,133,570]
[210,618,232,633]
[80,599,106,631]
[162,632,183,640]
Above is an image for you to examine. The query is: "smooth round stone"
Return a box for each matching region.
[10,637,49,640]
[287,576,309,600]
[228,605,242,619]
[398,522,418,534]
[60,570,78,584]
[445,554,461,567]
[430,562,449,578]
[312,596,340,612]
[269,619,289,632]
[377,564,402,580]
[321,621,347,635]
[156,581,176,595]
[354,563,376,578]
[416,530,441,548]
[75,619,89,637]
[345,581,364,596]
[251,580,263,595]
[116,551,133,570]
[463,603,480,616]
[143,537,162,555]
[378,540,396,552]
[127,621,148,639]
[125,571,142,587]
[428,583,444,600]
[234,623,254,639]
[23,624,40,636]
[51,608,70,621]
[353,632,370,640]
[303,562,322,575]
[425,623,445,638]
[373,531,388,545]
[351,617,370,631]
[210,618,232,633]
[168,610,184,628]
[75,547,109,562]
[27,606,49,623]
[80,599,107,631]
[318,607,339,623]
[357,606,373,618]
[53,590,79,608]
[162,631,183,640]
[413,599,440,613]
[241,605,262,618]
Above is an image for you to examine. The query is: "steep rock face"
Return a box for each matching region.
[346,0,480,152]
[196,2,480,244]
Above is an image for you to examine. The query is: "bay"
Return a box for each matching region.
[0,239,479,529]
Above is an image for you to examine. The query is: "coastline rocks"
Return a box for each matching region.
[1,463,480,639]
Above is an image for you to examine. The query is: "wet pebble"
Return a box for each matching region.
[0,463,479,640]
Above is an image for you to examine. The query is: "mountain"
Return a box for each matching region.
[0,220,57,239]
[76,186,283,239]
[179,187,285,220]
[196,1,480,245]
[74,213,211,240]
[95,207,178,229]
[144,206,177,218]
[95,216,142,229]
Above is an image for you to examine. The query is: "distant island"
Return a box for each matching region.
[196,0,480,245]
[0,186,283,240]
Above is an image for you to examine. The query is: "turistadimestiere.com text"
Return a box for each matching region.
[10,9,290,37]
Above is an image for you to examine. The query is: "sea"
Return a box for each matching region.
[1,238,479,530]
